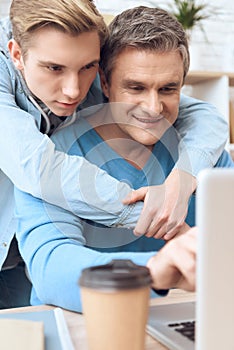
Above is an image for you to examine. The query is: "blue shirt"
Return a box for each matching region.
[0,17,229,269]
[14,116,234,312]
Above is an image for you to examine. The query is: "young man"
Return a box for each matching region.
[0,0,228,307]
[15,6,233,312]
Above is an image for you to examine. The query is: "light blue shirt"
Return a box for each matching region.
[0,17,228,269]
[15,117,234,312]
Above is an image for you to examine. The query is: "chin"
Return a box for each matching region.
[137,138,158,147]
[139,133,160,145]
[49,107,68,117]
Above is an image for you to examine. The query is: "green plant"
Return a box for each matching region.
[169,0,217,40]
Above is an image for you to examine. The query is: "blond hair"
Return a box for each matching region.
[10,0,108,56]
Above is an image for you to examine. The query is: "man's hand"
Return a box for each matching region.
[123,169,196,240]
[147,227,197,292]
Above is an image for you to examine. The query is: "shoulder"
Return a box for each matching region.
[0,18,18,82]
[0,17,12,55]
[51,117,94,153]
[216,150,234,168]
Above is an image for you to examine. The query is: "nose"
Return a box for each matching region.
[62,74,80,100]
[141,92,163,115]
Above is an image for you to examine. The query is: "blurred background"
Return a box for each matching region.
[1,0,234,72]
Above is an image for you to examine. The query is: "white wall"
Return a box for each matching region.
[0,0,10,18]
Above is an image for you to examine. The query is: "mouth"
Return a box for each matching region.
[56,101,79,108]
[132,114,164,124]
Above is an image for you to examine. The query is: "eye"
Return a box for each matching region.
[81,62,99,71]
[47,65,63,72]
[160,86,178,93]
[128,85,145,92]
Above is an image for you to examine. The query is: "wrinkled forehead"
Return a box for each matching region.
[110,47,184,81]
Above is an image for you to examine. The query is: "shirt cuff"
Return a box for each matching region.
[151,288,169,296]
[111,201,143,229]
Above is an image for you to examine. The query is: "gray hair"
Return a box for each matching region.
[100,6,189,84]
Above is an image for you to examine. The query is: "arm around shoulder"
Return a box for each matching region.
[0,57,141,227]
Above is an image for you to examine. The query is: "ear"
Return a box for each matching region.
[8,39,24,70]
[99,68,109,98]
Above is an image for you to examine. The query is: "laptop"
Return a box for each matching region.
[146,168,234,350]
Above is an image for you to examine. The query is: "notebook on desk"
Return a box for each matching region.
[147,168,234,350]
[0,308,74,350]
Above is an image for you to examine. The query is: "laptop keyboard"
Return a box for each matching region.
[168,320,195,342]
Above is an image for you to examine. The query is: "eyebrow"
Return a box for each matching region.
[37,58,100,68]
[163,81,182,87]
[122,79,144,87]
[122,79,182,87]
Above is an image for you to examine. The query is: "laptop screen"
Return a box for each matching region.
[147,168,234,350]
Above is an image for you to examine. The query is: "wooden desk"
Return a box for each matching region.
[0,289,195,350]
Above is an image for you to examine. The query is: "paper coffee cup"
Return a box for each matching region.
[79,259,152,350]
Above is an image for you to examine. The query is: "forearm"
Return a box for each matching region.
[175,94,228,176]
[15,189,149,311]
[0,106,142,227]
[17,225,154,312]
[29,245,155,312]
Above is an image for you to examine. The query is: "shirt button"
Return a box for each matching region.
[2,242,7,247]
